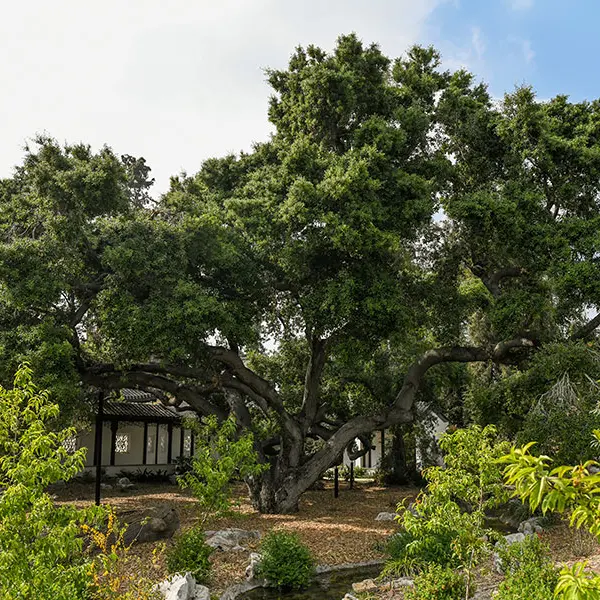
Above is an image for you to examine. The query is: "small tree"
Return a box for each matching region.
[385,425,510,598]
[0,364,105,599]
[177,414,268,524]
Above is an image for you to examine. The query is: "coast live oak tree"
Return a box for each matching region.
[2,34,600,512]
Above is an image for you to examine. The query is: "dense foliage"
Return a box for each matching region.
[3,33,600,511]
[257,531,315,590]
[0,365,101,598]
[176,414,267,523]
[501,435,600,597]
[405,565,467,600]
[384,426,508,581]
[166,526,213,584]
[495,536,559,600]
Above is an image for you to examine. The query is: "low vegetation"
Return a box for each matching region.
[383,425,509,584]
[166,526,213,584]
[257,530,315,590]
[494,536,559,600]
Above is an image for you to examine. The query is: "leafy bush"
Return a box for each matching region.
[0,364,106,599]
[166,526,213,584]
[257,531,315,589]
[501,436,600,597]
[495,536,558,600]
[383,526,458,577]
[177,415,268,524]
[85,509,163,599]
[322,465,369,481]
[383,426,509,578]
[405,565,467,600]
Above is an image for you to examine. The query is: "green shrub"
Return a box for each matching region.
[495,536,558,600]
[405,565,467,600]
[0,364,106,599]
[257,531,315,589]
[383,426,509,579]
[382,528,457,577]
[166,526,213,583]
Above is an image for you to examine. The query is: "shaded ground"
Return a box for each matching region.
[54,480,416,594]
[54,481,600,597]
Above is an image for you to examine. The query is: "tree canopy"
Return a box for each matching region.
[2,34,600,511]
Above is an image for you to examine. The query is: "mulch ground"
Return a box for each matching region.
[54,481,600,597]
[54,480,417,595]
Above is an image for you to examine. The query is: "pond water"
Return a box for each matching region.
[238,564,382,600]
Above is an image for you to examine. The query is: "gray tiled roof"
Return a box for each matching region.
[121,388,156,402]
[103,400,180,421]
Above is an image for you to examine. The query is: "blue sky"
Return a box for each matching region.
[0,1,596,194]
[427,0,598,101]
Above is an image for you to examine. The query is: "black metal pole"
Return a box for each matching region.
[350,461,354,490]
[334,466,339,498]
[94,391,105,506]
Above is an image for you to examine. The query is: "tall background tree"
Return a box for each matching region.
[2,35,600,512]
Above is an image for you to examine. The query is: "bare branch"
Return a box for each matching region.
[571,313,600,341]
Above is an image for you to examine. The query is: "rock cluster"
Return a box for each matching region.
[154,572,209,600]
[245,552,263,581]
[493,517,547,575]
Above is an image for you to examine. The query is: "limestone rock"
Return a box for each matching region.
[493,531,531,574]
[390,577,415,588]
[205,528,260,551]
[352,578,378,593]
[121,506,180,545]
[375,512,396,521]
[154,572,210,600]
[518,517,545,535]
[155,572,195,600]
[193,585,210,600]
[503,532,528,545]
[245,552,263,581]
[116,477,135,491]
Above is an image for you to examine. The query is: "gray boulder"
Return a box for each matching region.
[375,512,396,521]
[245,552,263,581]
[352,578,378,593]
[493,532,531,574]
[116,476,135,491]
[518,517,545,535]
[205,528,260,551]
[193,585,210,600]
[122,506,180,545]
[154,572,210,600]
[390,577,415,588]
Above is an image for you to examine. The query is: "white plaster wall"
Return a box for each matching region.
[76,422,187,473]
[113,423,145,466]
[342,430,383,470]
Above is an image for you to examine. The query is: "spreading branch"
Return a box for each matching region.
[571,313,600,341]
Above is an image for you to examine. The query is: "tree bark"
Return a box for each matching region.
[82,340,539,514]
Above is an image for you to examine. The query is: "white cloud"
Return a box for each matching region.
[0,0,443,195]
[522,39,535,64]
[471,26,485,60]
[440,26,487,73]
